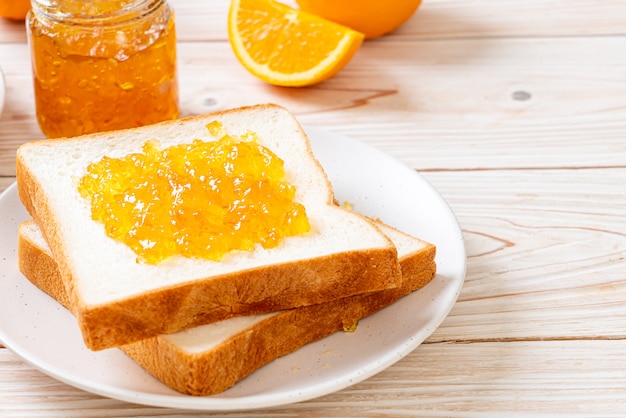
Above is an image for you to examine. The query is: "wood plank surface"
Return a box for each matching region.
[1,0,625,415]
[423,168,626,342]
[2,35,626,174]
[3,0,626,43]
[3,341,626,417]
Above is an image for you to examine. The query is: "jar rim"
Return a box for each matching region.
[31,0,166,24]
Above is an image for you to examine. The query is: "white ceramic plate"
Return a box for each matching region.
[0,128,466,411]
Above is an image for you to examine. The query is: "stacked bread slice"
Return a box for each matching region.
[15,104,436,395]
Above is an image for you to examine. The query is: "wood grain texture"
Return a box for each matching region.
[1,0,626,415]
[423,169,626,342]
[0,176,12,192]
[3,0,626,43]
[3,341,626,417]
[2,36,626,173]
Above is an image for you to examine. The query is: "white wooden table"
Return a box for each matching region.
[1,0,626,415]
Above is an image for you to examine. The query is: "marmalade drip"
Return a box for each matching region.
[78,122,310,264]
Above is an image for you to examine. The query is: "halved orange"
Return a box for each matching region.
[228,0,364,87]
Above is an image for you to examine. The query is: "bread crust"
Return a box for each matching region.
[18,220,436,396]
[73,247,401,349]
[15,104,403,350]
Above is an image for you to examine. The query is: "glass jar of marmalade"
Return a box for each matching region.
[27,0,179,138]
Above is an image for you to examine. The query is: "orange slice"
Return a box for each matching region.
[228,0,364,87]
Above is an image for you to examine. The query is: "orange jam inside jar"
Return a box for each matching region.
[27,0,179,138]
[77,122,311,264]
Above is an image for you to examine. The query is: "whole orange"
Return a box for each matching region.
[296,0,422,39]
[0,0,30,20]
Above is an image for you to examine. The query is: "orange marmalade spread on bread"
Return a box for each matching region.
[78,122,310,264]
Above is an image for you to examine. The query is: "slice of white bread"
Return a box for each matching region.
[16,104,402,351]
[18,219,436,395]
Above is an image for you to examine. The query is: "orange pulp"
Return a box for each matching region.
[78,122,311,264]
